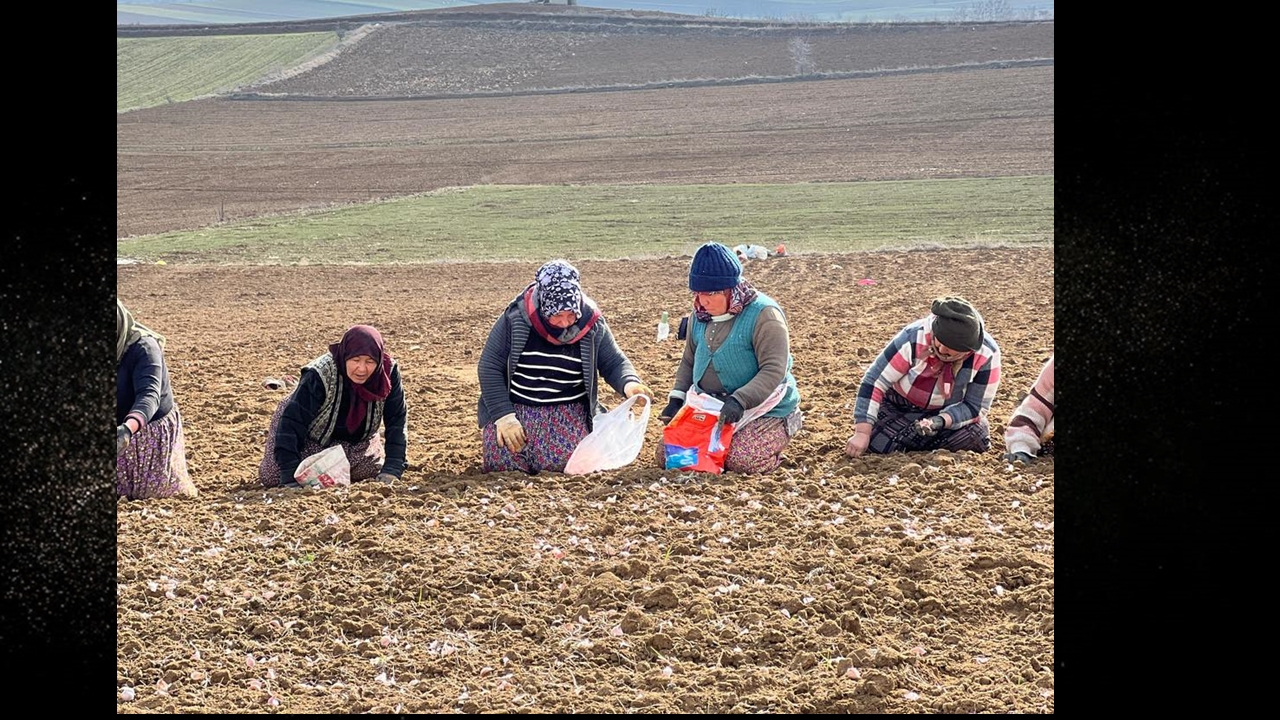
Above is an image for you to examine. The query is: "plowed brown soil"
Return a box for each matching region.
[116,66,1053,239]
[116,248,1053,713]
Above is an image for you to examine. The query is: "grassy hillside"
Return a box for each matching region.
[117,32,339,112]
[116,176,1052,264]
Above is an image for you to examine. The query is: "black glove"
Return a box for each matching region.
[376,472,397,485]
[718,396,745,426]
[677,316,690,341]
[659,397,684,425]
[914,415,945,437]
[1005,451,1035,464]
[117,424,133,455]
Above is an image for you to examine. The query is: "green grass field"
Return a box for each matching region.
[117,176,1052,264]
[117,33,339,112]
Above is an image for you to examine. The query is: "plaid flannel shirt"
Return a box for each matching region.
[854,316,1001,429]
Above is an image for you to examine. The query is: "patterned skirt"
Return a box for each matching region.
[655,408,803,474]
[117,406,197,500]
[482,402,590,475]
[867,391,990,454]
[258,395,385,488]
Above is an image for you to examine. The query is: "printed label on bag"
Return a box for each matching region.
[664,445,700,470]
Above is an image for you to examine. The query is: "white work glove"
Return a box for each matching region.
[623,381,653,408]
[495,413,526,453]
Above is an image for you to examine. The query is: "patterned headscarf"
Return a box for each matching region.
[534,260,582,320]
[328,325,394,434]
[693,279,759,322]
[116,299,166,364]
[523,260,600,345]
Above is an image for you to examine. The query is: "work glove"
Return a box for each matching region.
[914,415,946,437]
[623,381,653,408]
[718,396,745,426]
[495,413,526,453]
[1004,451,1035,465]
[117,424,133,455]
[659,397,684,425]
[375,472,397,485]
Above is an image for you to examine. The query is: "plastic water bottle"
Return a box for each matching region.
[656,310,670,342]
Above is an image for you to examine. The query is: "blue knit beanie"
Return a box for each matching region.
[688,242,743,292]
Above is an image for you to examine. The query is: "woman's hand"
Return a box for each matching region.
[624,381,653,408]
[914,415,946,437]
[659,396,684,425]
[117,424,133,455]
[495,413,526,453]
[845,422,874,457]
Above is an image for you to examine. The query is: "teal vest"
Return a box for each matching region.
[690,293,800,418]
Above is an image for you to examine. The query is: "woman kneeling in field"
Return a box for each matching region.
[117,299,197,499]
[1004,353,1054,464]
[259,325,407,488]
[477,259,652,474]
[845,296,1002,458]
[657,242,804,473]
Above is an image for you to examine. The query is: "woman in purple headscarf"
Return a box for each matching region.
[258,324,407,488]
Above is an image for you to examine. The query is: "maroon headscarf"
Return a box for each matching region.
[328,325,394,434]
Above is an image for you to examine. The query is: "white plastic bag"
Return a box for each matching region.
[686,382,788,428]
[564,394,652,474]
[294,445,352,489]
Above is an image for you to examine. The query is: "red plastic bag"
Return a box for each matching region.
[662,404,735,474]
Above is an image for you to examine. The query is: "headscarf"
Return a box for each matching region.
[523,260,600,344]
[328,325,393,434]
[116,299,166,364]
[535,260,582,319]
[693,279,759,323]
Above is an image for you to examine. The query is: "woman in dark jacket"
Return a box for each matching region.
[477,259,652,474]
[117,299,197,499]
[258,324,407,488]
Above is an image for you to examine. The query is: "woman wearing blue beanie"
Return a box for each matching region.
[657,242,803,473]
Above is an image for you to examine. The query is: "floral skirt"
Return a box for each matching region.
[116,407,197,500]
[258,395,385,488]
[867,391,990,454]
[482,402,590,475]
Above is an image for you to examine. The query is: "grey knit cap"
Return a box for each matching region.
[931,296,983,352]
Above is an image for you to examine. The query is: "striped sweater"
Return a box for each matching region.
[1005,355,1055,457]
[509,331,587,405]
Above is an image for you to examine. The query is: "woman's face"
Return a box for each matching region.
[928,338,971,363]
[345,354,378,385]
[694,289,730,316]
[547,310,577,329]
